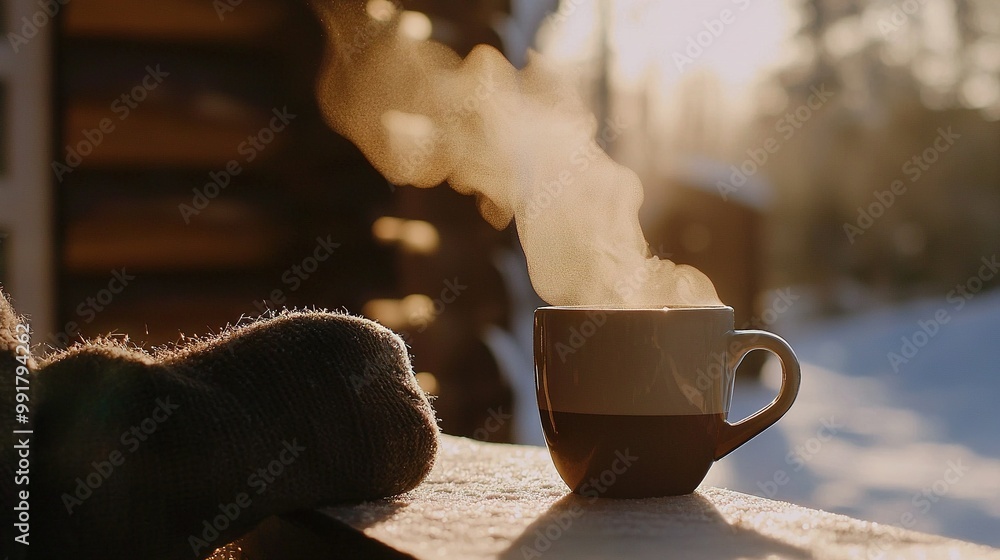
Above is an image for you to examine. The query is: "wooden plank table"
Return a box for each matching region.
[322,435,1000,560]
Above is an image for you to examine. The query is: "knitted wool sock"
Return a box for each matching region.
[28,307,438,559]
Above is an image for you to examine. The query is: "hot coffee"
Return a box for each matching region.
[540,411,725,498]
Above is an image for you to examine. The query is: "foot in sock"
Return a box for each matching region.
[2,297,438,559]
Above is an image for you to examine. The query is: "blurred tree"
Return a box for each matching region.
[755,0,1000,311]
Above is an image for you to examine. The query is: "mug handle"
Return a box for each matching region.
[715,330,801,460]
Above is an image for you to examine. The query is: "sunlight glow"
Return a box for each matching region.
[365,0,397,22]
[415,371,439,395]
[399,11,432,41]
[824,16,867,59]
[380,110,438,174]
[961,73,1000,109]
[361,294,434,330]
[372,216,441,255]
[381,110,435,139]
[536,0,794,166]
[539,0,791,91]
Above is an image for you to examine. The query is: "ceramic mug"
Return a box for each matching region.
[534,306,801,498]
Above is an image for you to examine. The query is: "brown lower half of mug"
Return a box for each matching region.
[539,410,723,498]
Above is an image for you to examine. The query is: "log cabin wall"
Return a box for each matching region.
[55,0,520,441]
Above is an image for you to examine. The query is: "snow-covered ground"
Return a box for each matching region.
[704,288,1000,547]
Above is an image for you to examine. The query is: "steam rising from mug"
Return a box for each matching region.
[311,1,720,307]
